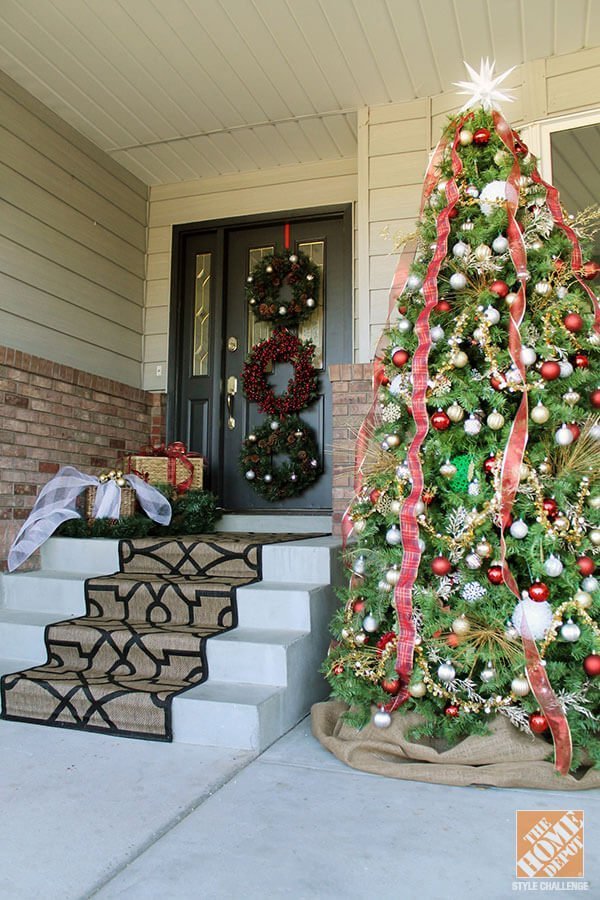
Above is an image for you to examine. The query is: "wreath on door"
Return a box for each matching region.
[240,416,320,501]
[245,249,320,326]
[241,329,319,417]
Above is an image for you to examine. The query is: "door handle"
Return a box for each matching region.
[226,375,238,430]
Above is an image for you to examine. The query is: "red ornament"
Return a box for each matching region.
[529,581,550,602]
[529,712,549,734]
[333,664,344,675]
[483,454,497,475]
[574,353,589,369]
[567,422,581,441]
[540,360,561,381]
[542,497,559,520]
[447,206,458,219]
[473,127,491,145]
[490,280,509,298]
[397,304,407,314]
[391,348,410,368]
[577,556,595,577]
[554,258,566,272]
[376,631,396,654]
[563,312,584,333]
[435,299,451,313]
[582,260,600,280]
[369,488,381,505]
[445,704,460,717]
[512,132,529,155]
[431,555,452,577]
[431,410,451,431]
[446,633,459,648]
[591,389,600,409]
[352,598,366,614]
[382,677,401,695]
[583,654,600,677]
[490,374,506,391]
[487,564,504,585]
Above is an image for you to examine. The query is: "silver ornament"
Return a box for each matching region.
[535,281,552,297]
[509,519,529,539]
[559,360,574,378]
[450,272,468,291]
[288,254,298,263]
[306,297,316,308]
[378,579,393,593]
[483,305,500,325]
[278,305,287,316]
[437,661,456,682]
[582,576,599,593]
[440,460,457,478]
[511,675,530,697]
[290,473,298,482]
[245,470,256,481]
[544,554,564,578]
[353,555,366,575]
[270,420,280,431]
[521,346,537,367]
[354,631,367,646]
[468,479,480,496]
[406,274,422,290]
[480,661,496,684]
[385,525,402,546]
[466,185,480,199]
[492,234,509,254]
[589,495,600,510]
[353,517,366,534]
[590,529,600,546]
[362,614,379,633]
[556,285,568,299]
[574,589,592,609]
[386,566,401,586]
[464,415,482,436]
[397,317,413,334]
[430,325,445,342]
[246,275,254,283]
[560,619,581,642]
[466,551,482,570]
[263,473,273,483]
[373,707,392,728]
[555,424,574,446]
[452,241,469,258]
[446,402,464,422]
[473,326,485,343]
[487,410,505,431]
[414,499,426,516]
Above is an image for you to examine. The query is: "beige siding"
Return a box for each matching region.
[0,71,147,387]
[145,158,357,391]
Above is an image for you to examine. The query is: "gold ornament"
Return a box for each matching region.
[476,540,492,558]
[563,390,581,407]
[98,473,109,484]
[574,590,592,609]
[538,459,553,476]
[440,460,457,478]
[451,350,469,368]
[386,566,401,586]
[408,681,427,698]
[353,518,366,535]
[386,433,401,448]
[447,402,464,423]
[116,477,126,488]
[487,410,505,430]
[390,499,402,515]
[475,243,492,261]
[511,675,530,697]
[531,402,550,424]
[553,515,569,531]
[452,615,471,636]
[354,632,367,646]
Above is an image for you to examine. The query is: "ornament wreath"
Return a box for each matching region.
[241,328,319,417]
[240,415,320,501]
[245,249,320,325]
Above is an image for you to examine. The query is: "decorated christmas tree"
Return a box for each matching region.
[324,62,600,776]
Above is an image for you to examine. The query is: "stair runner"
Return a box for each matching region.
[1,533,303,741]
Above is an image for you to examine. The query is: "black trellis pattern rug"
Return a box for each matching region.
[1,533,304,741]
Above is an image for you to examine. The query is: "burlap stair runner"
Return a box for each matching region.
[1,533,298,741]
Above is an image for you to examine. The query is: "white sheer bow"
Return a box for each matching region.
[7,466,172,571]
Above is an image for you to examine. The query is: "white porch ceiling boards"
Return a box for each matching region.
[0,0,599,185]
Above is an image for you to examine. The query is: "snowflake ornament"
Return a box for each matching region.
[462,581,487,603]
[454,59,515,112]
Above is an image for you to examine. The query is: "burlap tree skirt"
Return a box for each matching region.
[311,701,600,790]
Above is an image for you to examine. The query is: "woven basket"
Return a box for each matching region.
[84,485,137,519]
[127,455,203,491]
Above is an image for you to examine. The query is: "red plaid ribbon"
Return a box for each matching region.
[493,111,572,775]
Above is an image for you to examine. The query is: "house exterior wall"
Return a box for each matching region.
[0,70,148,388]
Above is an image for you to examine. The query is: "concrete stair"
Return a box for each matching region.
[0,529,341,752]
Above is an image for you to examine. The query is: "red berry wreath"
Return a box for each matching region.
[245,249,320,325]
[241,328,319,417]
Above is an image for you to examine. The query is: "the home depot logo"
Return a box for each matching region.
[516,811,584,879]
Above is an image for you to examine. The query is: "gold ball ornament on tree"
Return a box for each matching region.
[511,675,530,697]
[531,401,550,424]
[440,459,458,478]
[476,540,493,558]
[451,350,469,368]
[446,402,464,423]
[452,615,471,636]
[487,410,505,431]
[408,681,427,698]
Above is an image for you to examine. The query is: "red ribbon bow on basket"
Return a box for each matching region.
[129,441,202,493]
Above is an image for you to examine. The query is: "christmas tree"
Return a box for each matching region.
[325,62,600,775]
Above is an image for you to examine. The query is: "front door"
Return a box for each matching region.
[169,207,352,513]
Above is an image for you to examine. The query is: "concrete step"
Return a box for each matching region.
[0,609,59,660]
[261,536,342,584]
[236,581,322,631]
[218,513,332,534]
[0,657,41,677]
[172,681,285,751]
[206,627,307,686]
[40,538,120,574]
[1,570,90,615]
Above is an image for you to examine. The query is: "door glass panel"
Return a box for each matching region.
[247,245,275,352]
[193,252,212,376]
[297,240,324,369]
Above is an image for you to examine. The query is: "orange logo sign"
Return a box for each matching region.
[516,810,584,879]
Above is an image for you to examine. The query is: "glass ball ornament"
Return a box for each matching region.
[270,420,280,431]
[575,589,592,609]
[449,272,468,291]
[480,661,496,683]
[560,619,581,642]
[589,528,600,546]
[555,424,574,446]
[397,317,412,334]
[563,390,580,406]
[288,254,298,263]
[265,264,273,273]
[459,128,473,145]
[386,566,401,586]
[521,346,537,367]
[306,297,316,309]
[290,473,299,483]
[452,241,469,258]
[385,433,401,448]
[473,326,485,343]
[373,706,392,729]
[511,595,553,639]
[589,495,600,510]
[531,402,550,424]
[466,184,480,198]
[362,614,379,633]
[437,661,456,682]
[483,305,500,325]
[430,325,445,342]
[385,525,402,546]
[378,579,393,593]
[406,274,422,290]
[451,350,469,368]
[553,514,569,531]
[263,473,273,483]
[245,470,256,481]
[353,518,366,535]
[353,555,366,576]
[544,554,564,578]
[582,576,599,593]
[535,280,552,297]
[511,675,530,697]
[408,681,427,698]
[440,460,457,478]
[476,540,493,558]
[390,499,402,515]
[278,305,287,316]
[475,243,491,260]
[354,631,367,646]
[466,551,482,570]
[487,410,505,431]
[509,519,528,539]
[452,615,471,636]
[505,291,519,306]
[464,414,482,436]
[462,219,474,231]
[492,234,509,254]
[446,402,464,422]
[468,479,480,496]
[559,360,574,379]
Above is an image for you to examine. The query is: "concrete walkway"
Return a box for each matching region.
[1,717,598,899]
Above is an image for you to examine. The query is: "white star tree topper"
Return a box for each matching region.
[454,59,515,112]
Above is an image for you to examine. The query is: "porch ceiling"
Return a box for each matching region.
[0,0,598,185]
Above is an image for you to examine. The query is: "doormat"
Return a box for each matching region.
[1,534,308,741]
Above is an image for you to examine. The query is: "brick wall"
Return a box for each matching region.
[0,346,166,569]
[330,363,374,534]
